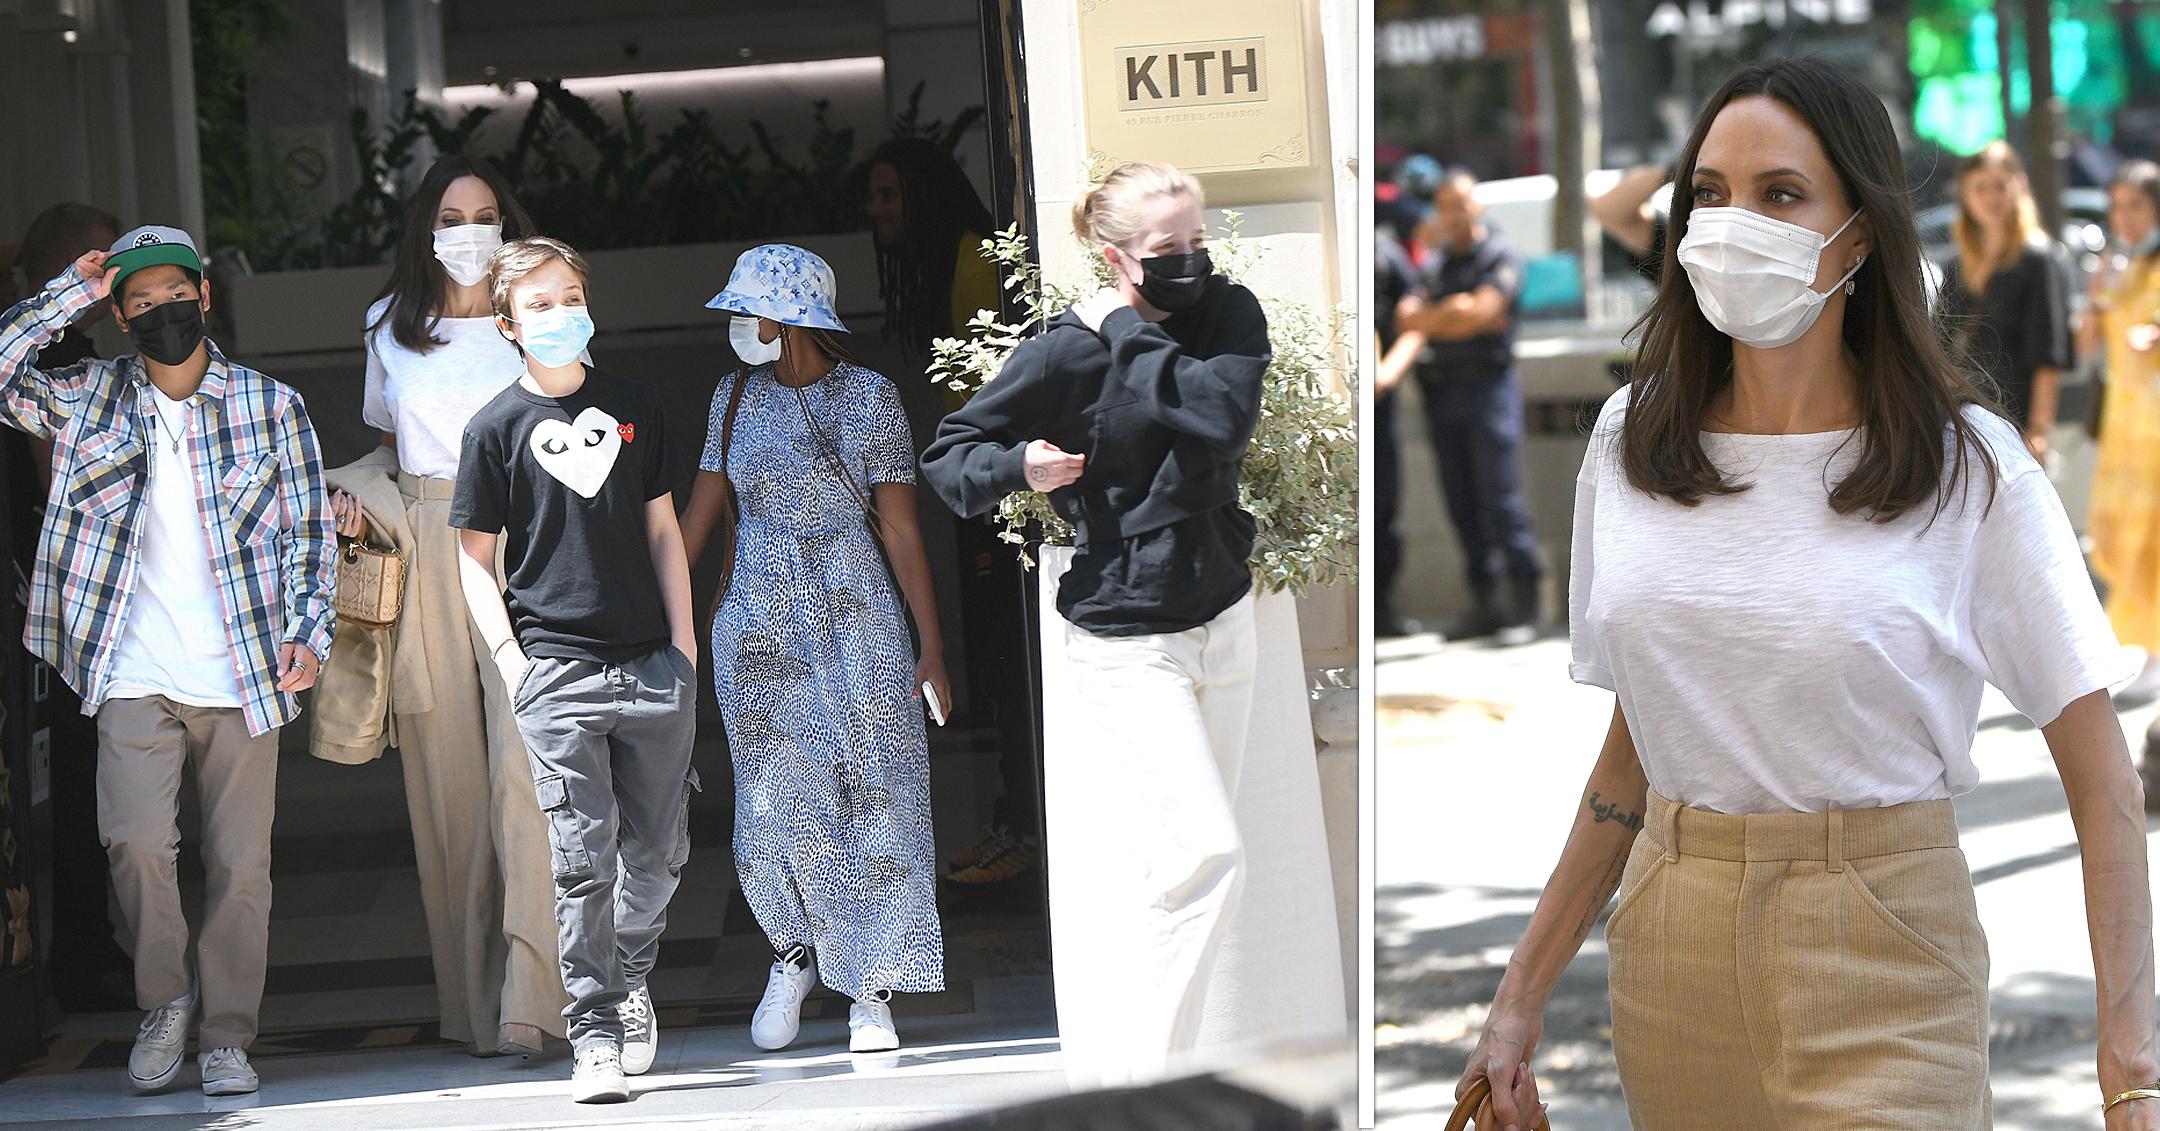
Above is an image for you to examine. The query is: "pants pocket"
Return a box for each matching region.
[669,767,702,872]
[1844,850,1986,989]
[532,772,593,880]
[1603,833,1666,938]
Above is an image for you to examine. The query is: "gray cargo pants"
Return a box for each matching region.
[511,645,700,1052]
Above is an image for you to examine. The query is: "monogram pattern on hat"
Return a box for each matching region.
[704,243,849,332]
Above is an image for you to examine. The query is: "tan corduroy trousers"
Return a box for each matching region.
[397,473,568,1049]
[1606,790,1991,1131]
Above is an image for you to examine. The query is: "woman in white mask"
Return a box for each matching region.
[1456,60,2158,1130]
[323,156,572,1058]
[678,244,950,1055]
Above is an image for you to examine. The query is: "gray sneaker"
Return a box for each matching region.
[127,993,195,1093]
[571,1044,630,1103]
[621,985,658,1076]
[199,1047,258,1096]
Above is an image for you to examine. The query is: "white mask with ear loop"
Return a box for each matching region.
[730,316,783,365]
[432,223,503,288]
[1677,206,1867,348]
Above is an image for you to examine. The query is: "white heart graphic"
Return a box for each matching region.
[529,406,623,499]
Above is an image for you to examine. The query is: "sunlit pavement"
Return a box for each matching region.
[1376,631,2160,1130]
[0,977,1064,1129]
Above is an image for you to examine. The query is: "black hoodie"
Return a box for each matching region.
[921,276,1270,634]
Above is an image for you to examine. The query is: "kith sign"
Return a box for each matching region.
[1118,39,1268,110]
[1079,0,1313,177]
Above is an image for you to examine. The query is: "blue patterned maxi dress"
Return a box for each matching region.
[703,360,945,999]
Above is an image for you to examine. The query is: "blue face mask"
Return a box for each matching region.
[2128,230,2160,258]
[508,305,593,368]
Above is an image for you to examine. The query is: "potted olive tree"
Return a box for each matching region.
[928,220,1357,1054]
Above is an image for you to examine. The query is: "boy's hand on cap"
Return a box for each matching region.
[71,250,113,302]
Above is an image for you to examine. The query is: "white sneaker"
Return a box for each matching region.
[620,985,658,1076]
[570,1044,630,1103]
[750,949,817,1051]
[848,997,899,1053]
[127,992,195,1093]
[199,1047,258,1096]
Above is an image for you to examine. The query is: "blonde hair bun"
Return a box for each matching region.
[1072,162,1204,249]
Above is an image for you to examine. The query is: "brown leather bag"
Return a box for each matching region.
[1446,1075,1552,1131]
[707,365,750,615]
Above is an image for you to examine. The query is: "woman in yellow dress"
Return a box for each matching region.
[2082,160,2160,717]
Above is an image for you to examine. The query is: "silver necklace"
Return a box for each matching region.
[150,395,190,453]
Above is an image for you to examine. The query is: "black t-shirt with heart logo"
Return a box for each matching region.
[451,368,690,663]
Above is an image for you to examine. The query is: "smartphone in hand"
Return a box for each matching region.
[922,681,947,727]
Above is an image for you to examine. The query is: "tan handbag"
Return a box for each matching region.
[1446,1075,1552,1131]
[331,537,407,629]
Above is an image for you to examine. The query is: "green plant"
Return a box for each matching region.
[203,58,983,271]
[927,221,1358,596]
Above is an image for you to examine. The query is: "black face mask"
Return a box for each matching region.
[1133,249,1213,313]
[126,297,207,367]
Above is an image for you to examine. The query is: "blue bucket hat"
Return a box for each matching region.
[704,243,848,332]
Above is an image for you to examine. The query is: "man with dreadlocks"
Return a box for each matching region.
[866,137,1043,888]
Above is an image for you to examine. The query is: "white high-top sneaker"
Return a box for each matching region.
[620,985,658,1075]
[127,991,195,1093]
[750,947,817,1050]
[571,1044,630,1103]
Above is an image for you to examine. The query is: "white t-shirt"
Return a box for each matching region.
[105,388,247,708]
[1569,386,2125,814]
[363,297,525,479]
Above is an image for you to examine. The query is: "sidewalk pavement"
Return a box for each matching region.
[1376,630,2160,1130]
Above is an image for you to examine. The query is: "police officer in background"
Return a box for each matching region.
[1394,169,1543,644]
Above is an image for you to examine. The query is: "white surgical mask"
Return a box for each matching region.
[433,223,503,288]
[730,316,783,365]
[1677,206,1866,349]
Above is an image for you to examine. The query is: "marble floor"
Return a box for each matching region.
[2,736,1064,1127]
[0,976,1065,1129]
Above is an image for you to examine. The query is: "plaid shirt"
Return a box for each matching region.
[1,265,336,736]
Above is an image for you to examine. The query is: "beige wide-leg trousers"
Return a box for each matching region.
[396,472,568,1049]
[1607,789,1991,1130]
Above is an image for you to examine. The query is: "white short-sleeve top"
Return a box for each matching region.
[363,296,526,480]
[1569,384,2126,814]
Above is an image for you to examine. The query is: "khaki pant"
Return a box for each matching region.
[1607,790,1991,1130]
[397,473,568,1048]
[96,697,277,1050]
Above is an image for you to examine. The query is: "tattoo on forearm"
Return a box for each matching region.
[1588,790,1643,831]
[1571,849,1630,943]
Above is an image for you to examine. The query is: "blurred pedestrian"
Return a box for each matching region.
[1395,169,1544,644]
[3,202,129,1014]
[1374,225,1424,637]
[1460,60,2153,1130]
[1589,163,1672,284]
[2082,160,2160,704]
[1937,140,2072,464]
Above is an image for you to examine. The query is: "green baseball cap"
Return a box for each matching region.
[104,226,203,297]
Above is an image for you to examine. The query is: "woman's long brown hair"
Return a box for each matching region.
[367,155,534,353]
[1621,56,2003,526]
